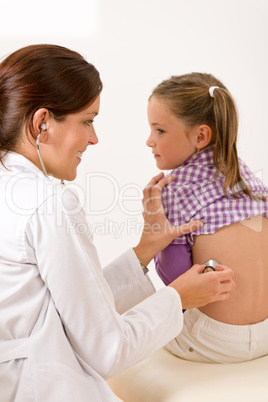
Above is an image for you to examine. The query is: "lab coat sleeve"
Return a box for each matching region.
[103,248,156,314]
[25,188,183,379]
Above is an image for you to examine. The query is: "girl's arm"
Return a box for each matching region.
[155,243,193,285]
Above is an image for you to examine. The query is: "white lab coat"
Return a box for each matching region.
[0,152,183,402]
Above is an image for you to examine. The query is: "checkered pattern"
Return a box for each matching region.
[162,146,268,247]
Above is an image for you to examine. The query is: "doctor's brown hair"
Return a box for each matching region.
[149,72,256,199]
[0,44,102,165]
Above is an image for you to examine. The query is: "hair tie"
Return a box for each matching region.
[209,86,219,98]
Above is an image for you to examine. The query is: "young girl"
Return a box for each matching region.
[147,72,268,363]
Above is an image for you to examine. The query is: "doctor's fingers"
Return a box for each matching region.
[143,172,164,193]
[203,278,235,304]
[212,275,236,301]
[168,220,204,239]
[214,265,235,282]
[142,173,175,199]
[207,267,236,289]
[142,174,174,212]
[220,276,236,291]
[214,287,235,302]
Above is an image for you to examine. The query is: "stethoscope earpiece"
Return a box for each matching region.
[36,124,65,185]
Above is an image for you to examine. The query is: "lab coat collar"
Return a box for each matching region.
[1,151,43,175]
[1,151,65,186]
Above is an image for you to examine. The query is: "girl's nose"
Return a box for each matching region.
[146,133,154,147]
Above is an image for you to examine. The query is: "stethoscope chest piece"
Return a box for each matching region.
[202,259,221,273]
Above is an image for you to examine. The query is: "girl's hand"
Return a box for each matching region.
[133,172,203,266]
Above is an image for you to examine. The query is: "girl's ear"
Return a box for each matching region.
[32,108,50,142]
[194,125,212,150]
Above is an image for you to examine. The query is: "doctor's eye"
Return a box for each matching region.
[85,120,94,127]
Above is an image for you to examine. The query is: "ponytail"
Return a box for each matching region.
[212,87,258,199]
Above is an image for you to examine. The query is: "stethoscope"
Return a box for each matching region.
[36,123,49,178]
[36,123,64,185]
[202,259,221,273]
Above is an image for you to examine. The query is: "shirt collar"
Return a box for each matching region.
[180,145,215,169]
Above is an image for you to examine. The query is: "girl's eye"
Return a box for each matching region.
[157,129,165,134]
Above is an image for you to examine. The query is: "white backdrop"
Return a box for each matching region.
[1,0,267,287]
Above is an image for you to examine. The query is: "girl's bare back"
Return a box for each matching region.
[192,216,268,325]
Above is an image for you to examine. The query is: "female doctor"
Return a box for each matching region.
[0,44,235,402]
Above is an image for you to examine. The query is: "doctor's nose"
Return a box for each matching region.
[89,127,99,146]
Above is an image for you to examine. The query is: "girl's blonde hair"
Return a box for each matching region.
[150,72,254,198]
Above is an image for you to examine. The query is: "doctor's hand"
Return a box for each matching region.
[133,172,203,267]
[169,264,236,309]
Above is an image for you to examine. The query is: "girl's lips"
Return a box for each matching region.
[76,151,83,159]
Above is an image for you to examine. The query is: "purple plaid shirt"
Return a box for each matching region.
[162,146,268,247]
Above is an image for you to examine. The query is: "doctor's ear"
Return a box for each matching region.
[32,108,50,140]
[195,125,212,151]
